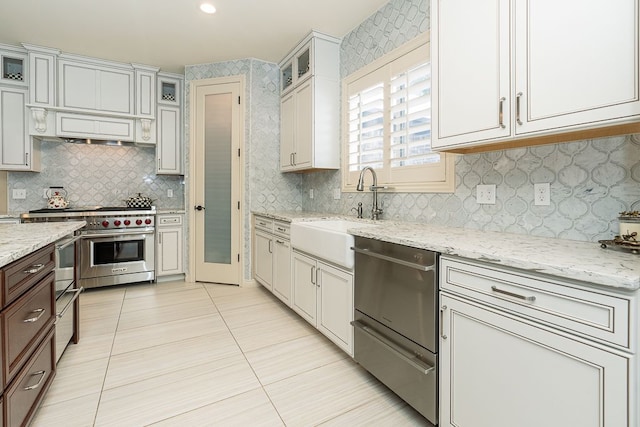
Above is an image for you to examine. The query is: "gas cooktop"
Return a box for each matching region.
[28,206,153,214]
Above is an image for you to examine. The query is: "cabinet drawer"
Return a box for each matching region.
[158,215,182,226]
[440,256,631,349]
[5,328,55,427]
[273,221,290,238]
[1,244,54,309]
[3,272,55,386]
[254,216,273,232]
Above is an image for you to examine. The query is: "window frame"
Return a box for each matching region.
[341,33,455,193]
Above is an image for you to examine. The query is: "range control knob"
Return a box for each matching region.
[101,221,109,228]
[114,220,121,226]
[145,218,152,225]
[124,219,131,226]
[136,219,143,225]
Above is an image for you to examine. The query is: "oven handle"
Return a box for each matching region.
[351,320,436,375]
[56,287,84,319]
[351,247,435,272]
[81,230,153,239]
[57,235,81,251]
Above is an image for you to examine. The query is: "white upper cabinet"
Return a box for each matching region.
[0,86,40,171]
[58,58,134,115]
[431,0,640,152]
[279,31,340,172]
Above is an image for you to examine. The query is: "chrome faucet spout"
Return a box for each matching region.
[356,167,383,220]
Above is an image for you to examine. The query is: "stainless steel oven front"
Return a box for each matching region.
[79,229,155,288]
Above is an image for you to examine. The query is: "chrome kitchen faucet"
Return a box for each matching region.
[356,166,386,220]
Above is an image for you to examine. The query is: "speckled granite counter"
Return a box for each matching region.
[253,211,640,291]
[0,221,86,268]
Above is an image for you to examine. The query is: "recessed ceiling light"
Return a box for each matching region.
[200,2,216,14]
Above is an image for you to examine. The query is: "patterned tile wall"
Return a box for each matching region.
[184,59,302,280]
[7,141,184,213]
[301,0,640,243]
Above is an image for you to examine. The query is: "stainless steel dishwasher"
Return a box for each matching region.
[351,236,438,425]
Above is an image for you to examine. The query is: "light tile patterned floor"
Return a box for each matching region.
[32,281,430,426]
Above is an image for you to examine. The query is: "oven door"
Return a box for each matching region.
[80,230,155,280]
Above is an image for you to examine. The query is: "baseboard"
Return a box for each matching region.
[242,278,259,288]
[156,274,186,283]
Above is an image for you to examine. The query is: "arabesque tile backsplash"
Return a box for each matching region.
[7,141,184,213]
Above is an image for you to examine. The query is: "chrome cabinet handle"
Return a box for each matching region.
[440,305,447,339]
[292,152,297,166]
[25,152,29,166]
[275,239,285,245]
[276,226,287,232]
[158,233,162,244]
[491,285,536,302]
[310,266,316,285]
[316,267,320,287]
[23,263,45,274]
[498,97,506,129]
[352,320,435,375]
[290,153,294,166]
[516,92,523,125]
[268,240,272,254]
[23,308,45,323]
[24,370,46,391]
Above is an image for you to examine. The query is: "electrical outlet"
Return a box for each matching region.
[12,189,26,199]
[43,189,49,198]
[333,189,341,200]
[476,184,496,204]
[534,183,550,206]
[309,189,314,199]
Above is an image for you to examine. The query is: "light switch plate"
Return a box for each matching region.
[167,189,174,198]
[309,189,314,199]
[476,185,496,204]
[333,188,341,200]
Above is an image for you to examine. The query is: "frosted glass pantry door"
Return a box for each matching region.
[192,79,241,285]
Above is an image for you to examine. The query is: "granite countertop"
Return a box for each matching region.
[0,221,86,268]
[253,211,640,291]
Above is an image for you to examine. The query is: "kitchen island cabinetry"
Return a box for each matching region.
[1,243,56,427]
[252,215,291,306]
[156,214,184,279]
[279,31,340,172]
[431,0,640,152]
[439,256,634,427]
[292,250,353,355]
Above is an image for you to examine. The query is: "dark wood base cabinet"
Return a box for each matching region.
[1,244,56,427]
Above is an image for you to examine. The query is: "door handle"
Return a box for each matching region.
[194,205,205,211]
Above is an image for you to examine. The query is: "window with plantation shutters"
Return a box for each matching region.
[342,35,455,193]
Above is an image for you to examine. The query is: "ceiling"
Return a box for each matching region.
[0,0,390,74]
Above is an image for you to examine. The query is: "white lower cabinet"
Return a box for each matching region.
[439,256,634,427]
[292,250,353,355]
[254,229,274,290]
[156,214,184,278]
[252,215,291,306]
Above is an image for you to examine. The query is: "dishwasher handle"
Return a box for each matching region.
[352,320,435,375]
[351,247,435,272]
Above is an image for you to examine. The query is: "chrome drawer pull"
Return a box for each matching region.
[440,305,447,339]
[23,308,46,323]
[23,263,45,274]
[24,370,46,391]
[498,97,506,128]
[491,285,536,302]
[351,247,435,272]
[276,227,287,232]
[275,239,285,245]
[352,320,435,375]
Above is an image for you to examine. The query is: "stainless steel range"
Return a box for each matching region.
[22,207,156,288]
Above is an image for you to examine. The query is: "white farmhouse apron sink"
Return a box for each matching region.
[290,220,378,269]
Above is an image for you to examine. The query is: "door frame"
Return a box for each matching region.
[187,75,245,284]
